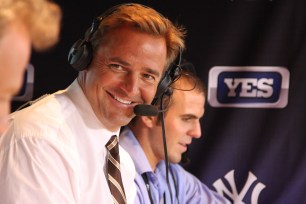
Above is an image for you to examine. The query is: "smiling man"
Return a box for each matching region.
[77,24,168,132]
[120,64,230,204]
[0,3,185,204]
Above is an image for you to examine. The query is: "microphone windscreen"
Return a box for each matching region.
[134,104,159,116]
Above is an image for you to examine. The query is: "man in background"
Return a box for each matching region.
[0,0,61,133]
[120,62,230,203]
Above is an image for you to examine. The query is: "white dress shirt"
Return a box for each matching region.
[0,79,136,204]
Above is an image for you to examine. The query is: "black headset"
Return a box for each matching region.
[67,3,182,105]
[67,4,121,71]
[151,52,182,105]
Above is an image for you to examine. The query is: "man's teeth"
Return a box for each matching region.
[114,96,132,104]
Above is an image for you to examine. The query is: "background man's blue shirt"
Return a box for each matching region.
[120,127,230,204]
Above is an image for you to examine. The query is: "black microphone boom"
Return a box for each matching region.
[134,104,159,116]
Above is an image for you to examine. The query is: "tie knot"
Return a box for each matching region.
[106,135,119,154]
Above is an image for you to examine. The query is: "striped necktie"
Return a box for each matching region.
[105,135,127,204]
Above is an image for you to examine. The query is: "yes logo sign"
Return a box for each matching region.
[208,66,290,108]
[213,170,266,204]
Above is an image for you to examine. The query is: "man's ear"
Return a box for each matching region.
[140,116,156,128]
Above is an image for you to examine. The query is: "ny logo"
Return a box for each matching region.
[213,170,266,204]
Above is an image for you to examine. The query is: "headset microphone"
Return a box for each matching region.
[134,104,159,116]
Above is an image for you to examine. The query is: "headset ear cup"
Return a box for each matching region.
[68,39,93,71]
[151,74,171,105]
[151,59,181,105]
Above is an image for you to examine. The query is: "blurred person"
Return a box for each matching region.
[0,0,61,133]
[0,3,185,204]
[120,64,230,204]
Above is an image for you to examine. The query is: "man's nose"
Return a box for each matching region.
[123,73,140,95]
[189,121,202,139]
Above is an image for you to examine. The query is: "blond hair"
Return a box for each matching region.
[0,0,61,50]
[90,3,186,70]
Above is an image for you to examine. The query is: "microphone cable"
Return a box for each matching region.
[134,95,180,203]
[159,94,175,204]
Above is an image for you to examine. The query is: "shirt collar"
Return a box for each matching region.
[66,79,120,154]
[120,127,152,174]
[66,79,105,129]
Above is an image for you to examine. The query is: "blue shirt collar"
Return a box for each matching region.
[119,127,152,174]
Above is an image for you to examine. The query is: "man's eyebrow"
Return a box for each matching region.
[144,67,161,78]
[109,57,130,66]
[182,114,198,119]
[109,57,161,78]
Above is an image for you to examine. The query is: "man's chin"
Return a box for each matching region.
[168,156,182,164]
[115,114,134,127]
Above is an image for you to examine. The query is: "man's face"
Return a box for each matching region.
[0,20,31,133]
[80,26,167,131]
[152,89,205,164]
